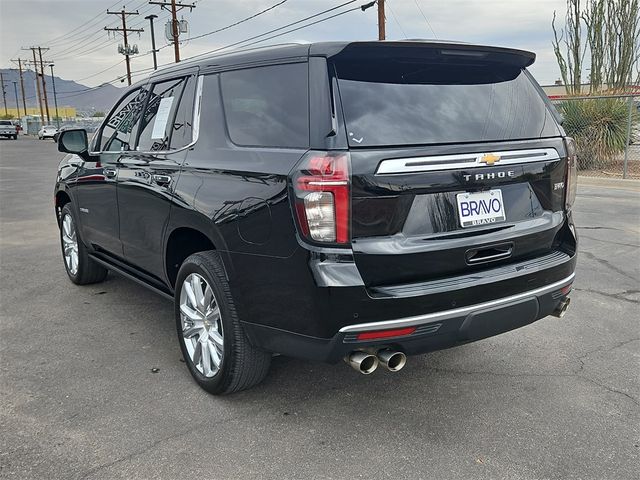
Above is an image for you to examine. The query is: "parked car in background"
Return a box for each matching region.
[54,41,577,395]
[53,125,74,143]
[38,125,58,140]
[0,120,18,139]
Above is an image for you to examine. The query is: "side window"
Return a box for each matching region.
[220,63,309,148]
[170,76,197,149]
[136,77,188,152]
[99,88,148,152]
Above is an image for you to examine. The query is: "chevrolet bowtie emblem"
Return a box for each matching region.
[478,153,501,165]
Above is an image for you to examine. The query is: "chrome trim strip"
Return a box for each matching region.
[191,74,204,145]
[375,148,560,175]
[338,273,575,333]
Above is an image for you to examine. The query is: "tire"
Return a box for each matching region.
[175,251,271,395]
[59,203,108,285]
[13,135,17,140]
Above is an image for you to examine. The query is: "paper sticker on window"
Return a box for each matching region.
[151,97,174,139]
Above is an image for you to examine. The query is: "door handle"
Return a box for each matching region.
[104,168,117,178]
[152,174,172,187]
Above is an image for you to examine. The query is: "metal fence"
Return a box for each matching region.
[550,94,640,179]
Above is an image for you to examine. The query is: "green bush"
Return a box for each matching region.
[558,98,636,170]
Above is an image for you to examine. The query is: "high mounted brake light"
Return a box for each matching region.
[291,151,350,244]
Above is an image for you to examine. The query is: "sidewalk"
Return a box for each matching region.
[578,175,640,192]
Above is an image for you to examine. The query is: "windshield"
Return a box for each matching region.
[332,58,560,147]
[0,121,12,126]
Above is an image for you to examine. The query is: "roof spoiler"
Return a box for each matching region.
[315,41,536,68]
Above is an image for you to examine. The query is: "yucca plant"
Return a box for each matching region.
[558,98,635,170]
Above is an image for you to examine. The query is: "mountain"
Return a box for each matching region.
[0,68,124,115]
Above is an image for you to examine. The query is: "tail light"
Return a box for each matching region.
[291,151,350,244]
[564,137,578,210]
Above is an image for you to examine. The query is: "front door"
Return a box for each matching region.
[117,74,198,279]
[75,87,148,257]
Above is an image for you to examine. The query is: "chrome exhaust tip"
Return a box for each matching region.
[345,352,379,375]
[377,350,407,372]
[552,297,571,318]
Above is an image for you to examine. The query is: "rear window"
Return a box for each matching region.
[220,63,309,148]
[332,58,560,147]
[0,121,12,126]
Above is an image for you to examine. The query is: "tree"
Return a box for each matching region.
[552,0,640,94]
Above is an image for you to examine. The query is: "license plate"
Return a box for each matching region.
[456,189,506,228]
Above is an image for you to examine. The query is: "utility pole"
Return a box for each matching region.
[0,73,8,116]
[13,82,20,118]
[105,8,143,85]
[149,1,196,63]
[145,14,159,70]
[377,0,386,40]
[49,64,60,128]
[37,47,51,123]
[10,59,28,117]
[26,48,45,124]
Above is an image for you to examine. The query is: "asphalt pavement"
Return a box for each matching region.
[1,137,638,479]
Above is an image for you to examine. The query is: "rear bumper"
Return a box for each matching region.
[232,213,577,362]
[241,272,575,363]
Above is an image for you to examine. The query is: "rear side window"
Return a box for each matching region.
[220,63,309,148]
[99,88,148,152]
[333,58,561,147]
[136,77,188,152]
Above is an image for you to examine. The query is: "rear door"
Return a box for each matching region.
[116,72,199,280]
[330,45,567,287]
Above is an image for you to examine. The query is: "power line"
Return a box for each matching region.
[182,0,361,61]
[184,0,288,42]
[44,0,141,46]
[412,0,438,39]
[386,0,407,38]
[72,1,365,88]
[48,19,120,52]
[74,60,127,83]
[55,38,122,62]
[232,3,375,52]
[22,0,372,101]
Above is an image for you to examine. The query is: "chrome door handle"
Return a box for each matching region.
[104,168,117,178]
[152,174,172,187]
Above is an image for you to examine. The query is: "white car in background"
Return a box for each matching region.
[0,120,18,140]
[38,125,58,140]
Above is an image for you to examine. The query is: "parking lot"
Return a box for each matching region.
[1,137,638,479]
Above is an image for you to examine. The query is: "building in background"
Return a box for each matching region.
[3,106,76,120]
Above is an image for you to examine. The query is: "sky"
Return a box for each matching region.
[0,0,568,87]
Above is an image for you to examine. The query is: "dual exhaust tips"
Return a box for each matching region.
[345,350,407,375]
[346,297,571,375]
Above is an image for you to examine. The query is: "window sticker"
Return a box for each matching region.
[151,97,174,139]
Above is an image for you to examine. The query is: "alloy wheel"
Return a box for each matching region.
[179,273,224,377]
[61,213,79,275]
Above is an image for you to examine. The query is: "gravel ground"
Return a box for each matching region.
[1,137,638,480]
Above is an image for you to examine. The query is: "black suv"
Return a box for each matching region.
[55,41,577,394]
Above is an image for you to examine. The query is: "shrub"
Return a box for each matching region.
[558,98,636,170]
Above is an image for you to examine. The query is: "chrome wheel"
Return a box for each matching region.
[179,273,224,377]
[61,213,79,275]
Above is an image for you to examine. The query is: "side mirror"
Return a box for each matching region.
[58,129,92,161]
